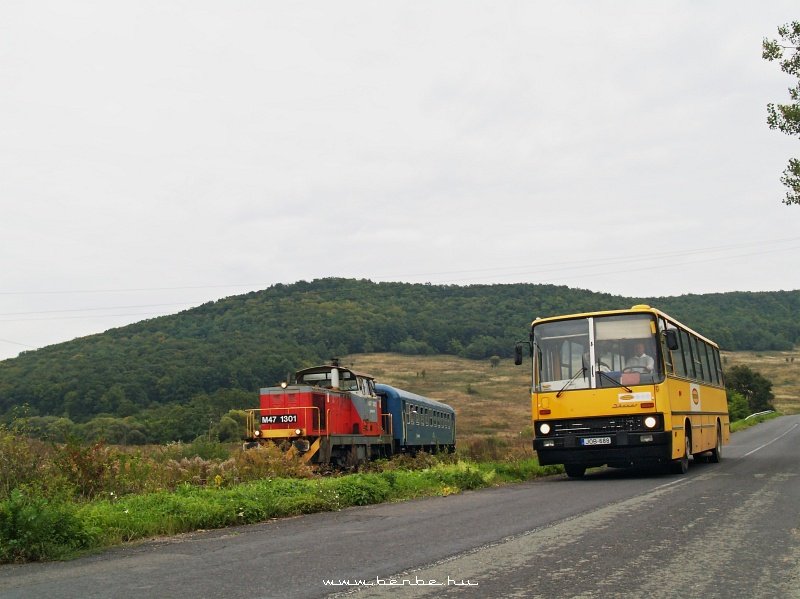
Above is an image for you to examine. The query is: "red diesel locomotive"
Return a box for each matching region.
[244,360,456,466]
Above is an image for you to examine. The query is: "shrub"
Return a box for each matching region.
[373,451,440,472]
[230,444,314,482]
[0,429,63,500]
[0,489,94,562]
[53,439,115,499]
[332,474,391,506]
[429,462,490,490]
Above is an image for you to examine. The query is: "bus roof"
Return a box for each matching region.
[528,304,719,348]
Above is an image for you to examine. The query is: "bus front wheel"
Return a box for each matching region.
[672,433,690,475]
[565,464,586,478]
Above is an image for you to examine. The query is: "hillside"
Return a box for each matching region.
[0,278,798,443]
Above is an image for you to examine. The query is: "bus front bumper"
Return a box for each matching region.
[534,431,673,468]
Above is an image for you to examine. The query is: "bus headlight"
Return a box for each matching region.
[539,423,551,435]
[644,416,657,429]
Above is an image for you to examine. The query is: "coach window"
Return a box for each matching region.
[697,340,714,383]
[678,330,694,379]
[691,337,705,381]
[660,319,675,374]
[712,348,723,385]
[671,327,686,378]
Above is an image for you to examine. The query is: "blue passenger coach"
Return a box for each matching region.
[375,384,456,454]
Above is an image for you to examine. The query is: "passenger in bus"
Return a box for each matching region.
[627,342,654,371]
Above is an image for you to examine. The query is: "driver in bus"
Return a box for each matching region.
[627,342,655,371]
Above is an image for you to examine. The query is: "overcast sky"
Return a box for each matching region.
[1,1,799,360]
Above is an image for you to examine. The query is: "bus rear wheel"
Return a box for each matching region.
[709,423,722,463]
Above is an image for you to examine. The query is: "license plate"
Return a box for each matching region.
[261,414,298,424]
[582,437,611,446]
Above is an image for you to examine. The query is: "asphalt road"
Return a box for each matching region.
[2,415,798,599]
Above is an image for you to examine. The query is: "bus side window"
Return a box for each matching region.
[660,318,675,374]
[679,330,696,379]
[692,337,707,381]
[713,347,723,385]
[697,340,714,383]
[672,327,688,378]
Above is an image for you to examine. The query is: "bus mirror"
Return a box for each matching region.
[514,344,523,366]
[664,330,679,351]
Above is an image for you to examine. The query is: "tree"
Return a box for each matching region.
[215,416,241,442]
[763,21,800,205]
[725,365,775,414]
[726,390,750,421]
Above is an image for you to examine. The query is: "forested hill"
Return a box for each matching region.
[1,278,798,427]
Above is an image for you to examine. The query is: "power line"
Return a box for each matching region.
[420,242,800,286]
[0,337,37,348]
[0,311,178,324]
[2,235,799,297]
[374,236,800,283]
[0,283,260,296]
[0,302,202,317]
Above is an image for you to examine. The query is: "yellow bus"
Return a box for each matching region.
[514,305,729,477]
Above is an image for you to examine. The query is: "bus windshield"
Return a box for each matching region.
[533,313,662,392]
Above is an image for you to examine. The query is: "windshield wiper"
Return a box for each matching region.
[597,369,632,393]
[556,367,587,398]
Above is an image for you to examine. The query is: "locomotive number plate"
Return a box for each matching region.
[581,437,611,446]
[261,414,298,424]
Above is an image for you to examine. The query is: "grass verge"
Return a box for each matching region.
[1,457,555,564]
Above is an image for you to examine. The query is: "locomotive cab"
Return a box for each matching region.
[295,364,376,397]
[245,361,393,465]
